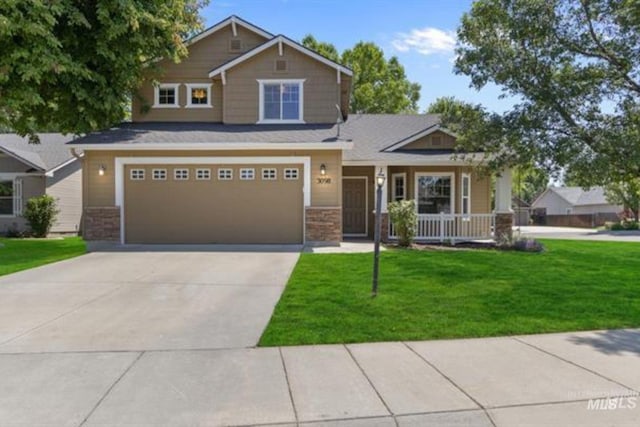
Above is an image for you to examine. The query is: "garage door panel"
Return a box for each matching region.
[124,165,303,244]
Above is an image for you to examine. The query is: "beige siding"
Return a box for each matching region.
[223,44,341,124]
[83,149,342,208]
[132,24,268,122]
[46,160,82,233]
[401,131,456,150]
[0,175,45,233]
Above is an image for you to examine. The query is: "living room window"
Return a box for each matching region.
[461,173,471,216]
[186,84,212,108]
[154,83,180,108]
[257,79,305,124]
[0,180,15,216]
[415,173,454,214]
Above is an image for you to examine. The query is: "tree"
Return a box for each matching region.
[302,37,421,113]
[604,179,640,221]
[449,0,640,185]
[513,166,549,205]
[0,0,208,142]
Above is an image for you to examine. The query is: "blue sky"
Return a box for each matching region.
[201,0,515,113]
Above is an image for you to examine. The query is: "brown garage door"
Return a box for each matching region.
[124,164,304,244]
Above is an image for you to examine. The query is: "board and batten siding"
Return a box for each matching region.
[223,44,341,124]
[0,154,34,172]
[83,149,342,209]
[400,131,457,150]
[132,24,268,122]
[46,160,82,233]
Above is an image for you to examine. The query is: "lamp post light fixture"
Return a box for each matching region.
[98,165,106,176]
[320,163,327,176]
[372,168,386,297]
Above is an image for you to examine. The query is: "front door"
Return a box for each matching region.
[343,178,367,235]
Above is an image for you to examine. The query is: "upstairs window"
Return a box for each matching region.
[154,83,180,108]
[186,84,212,108]
[257,79,305,124]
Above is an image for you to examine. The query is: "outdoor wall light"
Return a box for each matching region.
[320,163,327,176]
[98,165,106,176]
[376,169,386,188]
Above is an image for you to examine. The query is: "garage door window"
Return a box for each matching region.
[130,169,145,180]
[284,168,299,180]
[174,169,189,180]
[262,168,277,180]
[218,168,233,180]
[152,169,167,180]
[240,168,255,180]
[196,168,211,180]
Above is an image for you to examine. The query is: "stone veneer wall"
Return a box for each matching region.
[84,207,121,241]
[305,207,342,243]
[495,212,514,242]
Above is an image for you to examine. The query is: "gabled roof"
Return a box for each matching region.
[382,123,457,152]
[0,133,78,172]
[185,15,272,47]
[208,35,353,78]
[533,186,612,207]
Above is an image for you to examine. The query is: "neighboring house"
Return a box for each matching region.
[531,186,622,227]
[0,134,83,234]
[512,196,531,226]
[69,15,514,245]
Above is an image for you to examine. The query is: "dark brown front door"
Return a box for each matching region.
[343,178,367,235]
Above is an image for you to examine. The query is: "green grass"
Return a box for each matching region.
[0,237,86,277]
[260,240,640,346]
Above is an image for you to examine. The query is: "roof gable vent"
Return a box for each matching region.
[229,38,243,52]
[275,59,288,72]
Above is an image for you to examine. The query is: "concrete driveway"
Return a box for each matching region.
[0,248,300,353]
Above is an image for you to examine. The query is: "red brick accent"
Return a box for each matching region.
[305,207,342,243]
[495,212,514,242]
[84,207,121,241]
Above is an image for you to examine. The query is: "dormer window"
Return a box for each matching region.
[153,83,180,108]
[257,79,305,124]
[186,83,212,108]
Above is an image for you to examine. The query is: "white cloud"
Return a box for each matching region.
[392,27,456,55]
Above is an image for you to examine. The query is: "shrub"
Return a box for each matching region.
[606,220,640,231]
[23,195,59,238]
[388,200,417,247]
[497,235,545,252]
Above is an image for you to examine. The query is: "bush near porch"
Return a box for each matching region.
[260,240,640,346]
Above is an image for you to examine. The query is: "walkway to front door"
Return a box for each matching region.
[343,177,368,236]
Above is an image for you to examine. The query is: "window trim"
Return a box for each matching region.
[130,169,146,181]
[414,172,455,215]
[239,168,255,180]
[218,168,233,180]
[195,168,211,180]
[261,168,277,180]
[257,79,305,124]
[284,168,299,180]
[152,168,167,181]
[185,83,213,109]
[461,172,471,216]
[173,168,189,181]
[153,83,180,108]
[391,172,406,202]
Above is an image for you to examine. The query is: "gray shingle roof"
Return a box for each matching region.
[0,133,77,171]
[68,114,481,163]
[551,186,610,206]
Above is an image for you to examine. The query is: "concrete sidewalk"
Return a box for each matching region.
[516,225,640,242]
[2,329,639,426]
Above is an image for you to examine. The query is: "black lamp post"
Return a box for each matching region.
[372,168,386,297]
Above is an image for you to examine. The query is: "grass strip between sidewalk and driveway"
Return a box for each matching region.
[0,237,86,277]
[260,239,640,346]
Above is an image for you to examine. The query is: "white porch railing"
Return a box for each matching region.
[389,213,495,242]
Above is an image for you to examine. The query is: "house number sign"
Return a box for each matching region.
[316,177,332,184]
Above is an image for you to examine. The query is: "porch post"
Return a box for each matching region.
[495,168,514,242]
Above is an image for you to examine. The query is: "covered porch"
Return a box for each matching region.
[341,164,513,243]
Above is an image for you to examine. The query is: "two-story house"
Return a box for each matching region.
[70,15,514,245]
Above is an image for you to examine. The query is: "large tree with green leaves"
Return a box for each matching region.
[302,36,421,114]
[0,0,208,141]
[447,0,640,187]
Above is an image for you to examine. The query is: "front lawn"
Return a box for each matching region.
[260,240,640,346]
[0,237,86,277]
